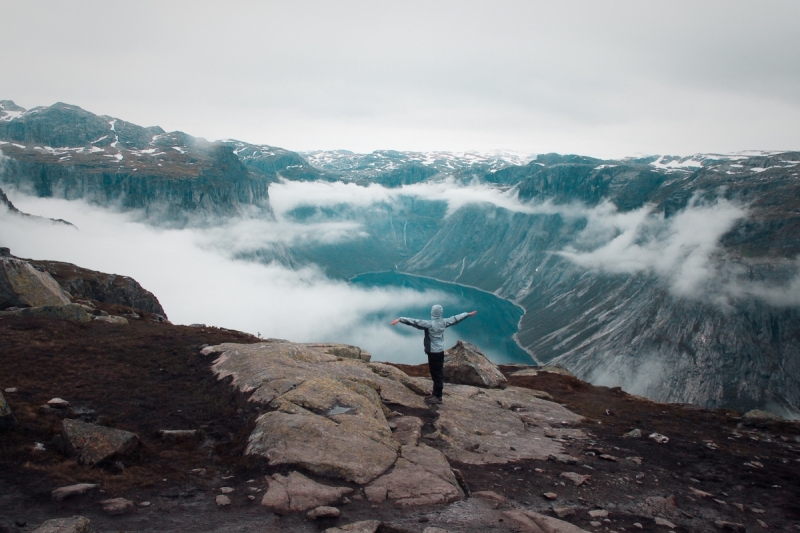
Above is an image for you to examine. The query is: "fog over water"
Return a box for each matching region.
[3,176,798,364]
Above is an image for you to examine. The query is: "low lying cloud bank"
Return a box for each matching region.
[556,196,800,308]
[0,191,450,363]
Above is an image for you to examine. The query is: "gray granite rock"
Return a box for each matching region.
[0,257,71,310]
[443,341,507,388]
[62,419,138,465]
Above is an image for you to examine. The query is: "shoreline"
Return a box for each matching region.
[349,268,539,365]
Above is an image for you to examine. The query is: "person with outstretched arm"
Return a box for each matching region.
[391,305,477,405]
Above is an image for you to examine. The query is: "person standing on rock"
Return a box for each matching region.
[391,305,477,405]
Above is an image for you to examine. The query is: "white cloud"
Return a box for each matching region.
[555,196,800,308]
[269,177,563,218]
[0,191,447,363]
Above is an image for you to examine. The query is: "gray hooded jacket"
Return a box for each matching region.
[398,305,471,354]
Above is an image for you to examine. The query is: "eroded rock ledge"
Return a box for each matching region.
[205,339,585,508]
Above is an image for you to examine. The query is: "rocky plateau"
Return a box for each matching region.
[0,255,799,532]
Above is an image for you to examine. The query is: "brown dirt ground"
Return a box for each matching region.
[1,311,799,532]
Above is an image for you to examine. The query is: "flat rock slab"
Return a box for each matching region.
[249,377,399,484]
[209,341,423,408]
[62,419,139,465]
[434,385,585,465]
[366,444,463,507]
[30,516,90,533]
[444,340,507,388]
[503,509,590,533]
[262,471,353,513]
[325,520,381,533]
[0,257,71,309]
[51,483,99,501]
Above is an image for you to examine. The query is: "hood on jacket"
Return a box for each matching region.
[431,304,443,319]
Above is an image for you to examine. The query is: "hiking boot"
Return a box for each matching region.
[425,395,442,405]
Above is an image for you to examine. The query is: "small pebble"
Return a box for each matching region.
[5,387,18,393]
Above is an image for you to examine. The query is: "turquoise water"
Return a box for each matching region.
[350,271,534,365]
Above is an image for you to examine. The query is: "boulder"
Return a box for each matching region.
[215,495,231,506]
[0,390,16,430]
[51,483,99,501]
[261,471,353,513]
[443,341,507,388]
[0,257,71,310]
[365,444,463,506]
[30,516,90,533]
[5,303,92,322]
[62,419,139,465]
[99,497,134,515]
[325,521,381,533]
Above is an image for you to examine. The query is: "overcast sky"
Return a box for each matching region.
[2,0,799,157]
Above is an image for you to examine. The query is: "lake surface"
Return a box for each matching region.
[350,271,534,365]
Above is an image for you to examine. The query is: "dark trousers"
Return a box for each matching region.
[426,351,444,398]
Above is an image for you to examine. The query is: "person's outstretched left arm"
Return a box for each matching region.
[444,310,477,327]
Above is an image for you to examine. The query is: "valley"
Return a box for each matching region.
[2,100,800,416]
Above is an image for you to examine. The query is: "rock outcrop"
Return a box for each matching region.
[206,340,585,507]
[62,419,139,466]
[443,341,507,388]
[0,257,71,310]
[30,259,167,317]
[261,471,352,513]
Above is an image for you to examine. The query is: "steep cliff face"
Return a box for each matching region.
[0,101,318,225]
[400,152,800,414]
